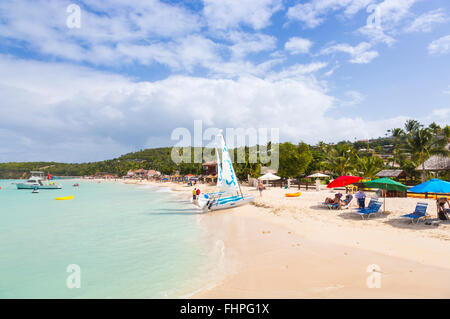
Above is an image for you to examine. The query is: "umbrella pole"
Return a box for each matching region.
[384,184,386,213]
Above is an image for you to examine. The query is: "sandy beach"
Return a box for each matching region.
[106,178,450,298]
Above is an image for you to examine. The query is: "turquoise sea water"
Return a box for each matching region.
[0,180,219,298]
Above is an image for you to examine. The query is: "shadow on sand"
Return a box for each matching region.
[383,217,446,230]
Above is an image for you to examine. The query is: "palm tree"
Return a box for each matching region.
[404,119,422,135]
[390,128,404,143]
[325,146,356,176]
[354,155,384,179]
[405,128,449,182]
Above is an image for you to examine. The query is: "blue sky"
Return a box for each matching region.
[0,0,449,162]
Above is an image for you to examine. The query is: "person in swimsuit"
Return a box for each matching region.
[257,180,265,197]
[437,197,450,220]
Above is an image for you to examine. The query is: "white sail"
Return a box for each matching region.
[216,147,223,189]
[218,133,240,194]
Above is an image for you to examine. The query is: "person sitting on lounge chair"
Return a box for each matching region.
[324,193,342,209]
[342,194,353,207]
[437,197,450,220]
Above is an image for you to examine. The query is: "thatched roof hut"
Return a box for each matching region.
[416,155,450,172]
[376,169,407,179]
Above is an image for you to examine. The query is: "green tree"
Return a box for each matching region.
[277,142,313,178]
[405,127,449,182]
[354,155,384,179]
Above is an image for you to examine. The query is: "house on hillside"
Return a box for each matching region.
[134,169,147,178]
[147,169,161,177]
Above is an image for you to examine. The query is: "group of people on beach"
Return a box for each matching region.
[322,187,449,220]
[192,187,201,201]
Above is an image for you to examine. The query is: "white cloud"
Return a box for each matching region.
[357,0,419,44]
[285,37,313,54]
[0,55,430,162]
[287,0,374,29]
[202,0,282,30]
[0,0,202,66]
[224,32,277,59]
[321,42,379,64]
[268,62,329,80]
[428,35,450,55]
[405,9,447,33]
[340,90,366,106]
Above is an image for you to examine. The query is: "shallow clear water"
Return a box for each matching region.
[0,180,218,298]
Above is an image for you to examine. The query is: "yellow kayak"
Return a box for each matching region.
[55,196,74,201]
[285,192,301,197]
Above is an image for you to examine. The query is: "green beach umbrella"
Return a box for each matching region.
[362,177,409,212]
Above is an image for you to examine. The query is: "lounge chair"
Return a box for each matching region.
[341,195,353,209]
[354,197,377,211]
[401,202,428,223]
[352,201,383,219]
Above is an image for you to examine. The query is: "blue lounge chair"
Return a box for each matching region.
[353,201,383,219]
[342,195,353,209]
[401,202,428,223]
[355,198,377,211]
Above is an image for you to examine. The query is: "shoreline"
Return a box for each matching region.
[112,179,450,298]
[52,178,450,298]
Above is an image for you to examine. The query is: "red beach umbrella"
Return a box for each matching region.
[185,174,195,177]
[327,175,362,188]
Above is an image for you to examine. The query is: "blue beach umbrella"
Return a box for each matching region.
[408,178,450,194]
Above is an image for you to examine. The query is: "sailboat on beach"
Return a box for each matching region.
[196,132,254,211]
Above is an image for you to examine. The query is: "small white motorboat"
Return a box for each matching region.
[15,171,62,190]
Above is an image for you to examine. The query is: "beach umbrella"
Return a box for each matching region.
[327,175,362,188]
[307,173,329,178]
[259,173,281,180]
[363,177,408,212]
[185,174,195,177]
[407,178,450,194]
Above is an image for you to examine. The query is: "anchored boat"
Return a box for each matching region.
[15,171,62,190]
[195,132,254,211]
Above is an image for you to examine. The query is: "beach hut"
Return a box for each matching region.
[202,161,217,175]
[363,177,408,212]
[375,169,407,180]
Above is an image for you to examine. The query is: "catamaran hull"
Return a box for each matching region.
[203,194,254,211]
[190,192,226,208]
[16,184,62,190]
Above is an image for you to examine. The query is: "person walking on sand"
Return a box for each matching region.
[196,188,201,198]
[355,188,366,209]
[257,180,265,197]
[192,188,197,201]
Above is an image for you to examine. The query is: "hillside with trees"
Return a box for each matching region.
[1,120,448,181]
